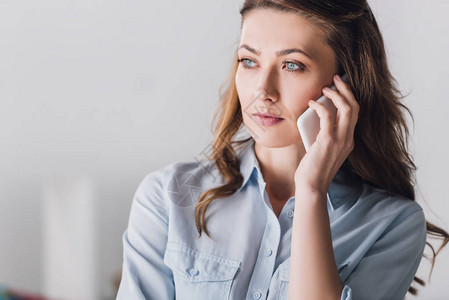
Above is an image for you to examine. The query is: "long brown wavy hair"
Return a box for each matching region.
[194,0,449,296]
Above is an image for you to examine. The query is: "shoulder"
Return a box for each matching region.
[358,184,423,217]
[139,161,202,188]
[354,183,426,238]
[336,184,427,299]
[138,160,221,192]
[134,159,222,210]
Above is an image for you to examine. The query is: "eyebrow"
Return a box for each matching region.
[238,44,313,59]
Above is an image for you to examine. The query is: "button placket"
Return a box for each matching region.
[245,174,281,300]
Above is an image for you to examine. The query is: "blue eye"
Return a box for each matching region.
[238,58,256,68]
[237,58,305,73]
[285,61,303,72]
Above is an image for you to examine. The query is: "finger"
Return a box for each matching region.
[333,74,360,125]
[321,90,357,156]
[308,100,334,139]
[322,87,352,138]
[333,75,360,145]
[333,74,357,106]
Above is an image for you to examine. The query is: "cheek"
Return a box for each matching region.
[235,71,252,106]
[281,85,317,119]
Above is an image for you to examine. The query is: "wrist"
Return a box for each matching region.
[295,183,326,197]
[294,189,328,213]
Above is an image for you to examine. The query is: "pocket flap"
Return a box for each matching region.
[278,260,290,282]
[163,243,240,283]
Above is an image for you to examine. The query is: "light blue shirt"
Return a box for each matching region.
[117,139,426,300]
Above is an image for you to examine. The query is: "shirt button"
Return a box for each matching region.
[188,268,199,276]
[252,292,262,299]
[287,209,294,218]
[265,249,272,257]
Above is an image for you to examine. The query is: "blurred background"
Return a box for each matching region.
[1,0,448,299]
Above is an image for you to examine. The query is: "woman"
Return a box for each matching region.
[117,1,449,299]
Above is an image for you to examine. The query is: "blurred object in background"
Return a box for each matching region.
[0,284,54,300]
[41,175,98,300]
[112,269,121,299]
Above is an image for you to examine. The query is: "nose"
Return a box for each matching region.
[251,66,282,116]
[253,65,279,104]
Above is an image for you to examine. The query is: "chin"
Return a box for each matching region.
[251,132,299,149]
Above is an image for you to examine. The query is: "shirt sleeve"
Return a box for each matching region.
[339,208,427,300]
[116,171,175,300]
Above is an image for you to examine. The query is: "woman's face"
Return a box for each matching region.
[235,8,338,148]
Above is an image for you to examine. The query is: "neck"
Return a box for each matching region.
[254,141,306,200]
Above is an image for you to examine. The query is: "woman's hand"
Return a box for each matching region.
[294,74,360,198]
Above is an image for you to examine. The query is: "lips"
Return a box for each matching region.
[252,114,285,127]
[252,113,284,119]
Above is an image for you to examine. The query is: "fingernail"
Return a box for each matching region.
[335,74,341,81]
[323,87,331,92]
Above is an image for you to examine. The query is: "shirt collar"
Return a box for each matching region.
[235,139,364,211]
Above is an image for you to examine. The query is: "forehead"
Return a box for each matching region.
[240,8,328,58]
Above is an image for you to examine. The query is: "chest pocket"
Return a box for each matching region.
[163,242,241,300]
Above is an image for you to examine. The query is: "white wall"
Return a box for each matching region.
[0,0,447,299]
